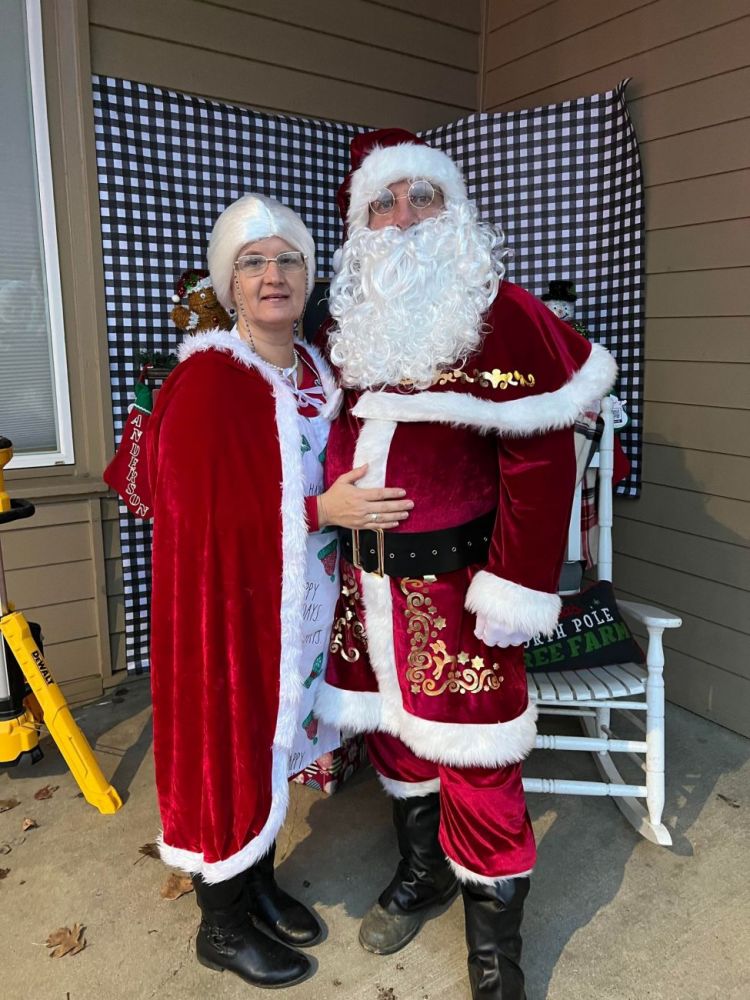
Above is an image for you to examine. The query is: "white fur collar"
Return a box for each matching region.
[177,327,342,419]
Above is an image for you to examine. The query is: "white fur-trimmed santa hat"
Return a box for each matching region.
[338,128,468,236]
[207,193,316,310]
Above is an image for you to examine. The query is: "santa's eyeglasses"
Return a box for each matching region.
[368,180,443,216]
[234,251,307,277]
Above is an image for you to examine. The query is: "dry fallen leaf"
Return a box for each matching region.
[0,798,20,813]
[21,817,38,832]
[46,923,86,958]
[160,872,194,901]
[717,793,741,809]
[34,785,60,801]
[0,844,11,855]
[0,868,10,879]
[139,842,160,859]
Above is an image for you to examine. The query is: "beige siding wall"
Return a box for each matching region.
[102,497,125,674]
[3,499,111,705]
[5,0,114,705]
[88,0,481,130]
[483,0,750,735]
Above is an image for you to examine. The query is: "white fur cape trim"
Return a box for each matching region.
[447,859,534,886]
[377,774,441,798]
[352,342,616,436]
[466,571,562,637]
[158,750,289,883]
[315,680,383,732]
[314,414,538,769]
[347,141,468,233]
[165,328,339,882]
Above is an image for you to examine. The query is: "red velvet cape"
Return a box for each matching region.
[146,330,339,882]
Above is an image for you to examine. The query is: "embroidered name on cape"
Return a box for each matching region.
[124,413,150,518]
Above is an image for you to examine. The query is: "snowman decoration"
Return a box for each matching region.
[541,280,628,428]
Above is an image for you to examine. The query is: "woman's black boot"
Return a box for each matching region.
[193,872,311,988]
[359,793,458,955]
[462,875,530,999]
[243,842,322,947]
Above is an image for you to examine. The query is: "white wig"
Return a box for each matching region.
[207,193,316,309]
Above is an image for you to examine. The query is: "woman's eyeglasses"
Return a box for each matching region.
[234,251,306,277]
[368,179,443,216]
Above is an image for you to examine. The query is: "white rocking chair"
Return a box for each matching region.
[523,397,682,846]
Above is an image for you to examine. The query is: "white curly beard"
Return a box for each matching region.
[328,201,506,390]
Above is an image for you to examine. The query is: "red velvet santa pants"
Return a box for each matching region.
[366,731,536,883]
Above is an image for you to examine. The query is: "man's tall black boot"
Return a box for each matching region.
[359,792,458,955]
[244,842,322,947]
[462,876,530,999]
[193,871,311,989]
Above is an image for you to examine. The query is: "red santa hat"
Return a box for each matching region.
[207,193,316,310]
[337,127,469,236]
[171,268,212,304]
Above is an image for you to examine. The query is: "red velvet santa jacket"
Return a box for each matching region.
[315,281,616,768]
[146,329,339,882]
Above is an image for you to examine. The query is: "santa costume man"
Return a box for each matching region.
[315,129,617,999]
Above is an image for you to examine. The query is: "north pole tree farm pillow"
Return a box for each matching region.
[523,580,644,673]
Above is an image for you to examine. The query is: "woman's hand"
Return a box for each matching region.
[317,465,413,530]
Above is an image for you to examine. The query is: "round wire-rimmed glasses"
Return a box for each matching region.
[368,179,443,215]
[234,251,307,277]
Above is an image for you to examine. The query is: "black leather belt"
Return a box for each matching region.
[340,510,496,578]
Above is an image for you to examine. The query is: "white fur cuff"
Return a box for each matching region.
[447,859,534,886]
[377,774,441,799]
[466,571,561,637]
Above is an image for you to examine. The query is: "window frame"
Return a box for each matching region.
[7,0,74,470]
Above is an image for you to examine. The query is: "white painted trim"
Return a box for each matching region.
[466,571,561,637]
[448,859,533,886]
[352,342,617,437]
[8,0,74,469]
[376,774,441,799]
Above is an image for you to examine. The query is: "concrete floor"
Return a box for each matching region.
[1,677,748,1000]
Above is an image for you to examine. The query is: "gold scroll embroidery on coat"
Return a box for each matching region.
[401,578,504,696]
[436,368,536,390]
[330,562,366,662]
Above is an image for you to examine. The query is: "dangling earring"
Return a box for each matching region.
[292,318,300,338]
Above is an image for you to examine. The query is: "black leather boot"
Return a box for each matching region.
[359,793,458,955]
[243,843,322,947]
[193,872,311,989]
[462,876,530,999]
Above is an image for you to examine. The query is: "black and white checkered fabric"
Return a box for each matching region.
[92,76,642,673]
[425,80,643,497]
[92,76,362,672]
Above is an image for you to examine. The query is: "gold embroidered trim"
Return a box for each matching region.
[330,562,366,663]
[401,578,503,697]
[436,368,536,390]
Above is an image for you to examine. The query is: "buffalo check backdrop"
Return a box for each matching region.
[92,75,643,673]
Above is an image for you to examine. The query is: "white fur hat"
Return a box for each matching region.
[207,193,316,309]
[343,129,468,235]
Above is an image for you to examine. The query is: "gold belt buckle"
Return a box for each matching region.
[351,528,385,578]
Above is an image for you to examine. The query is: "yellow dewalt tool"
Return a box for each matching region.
[0,436,122,814]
